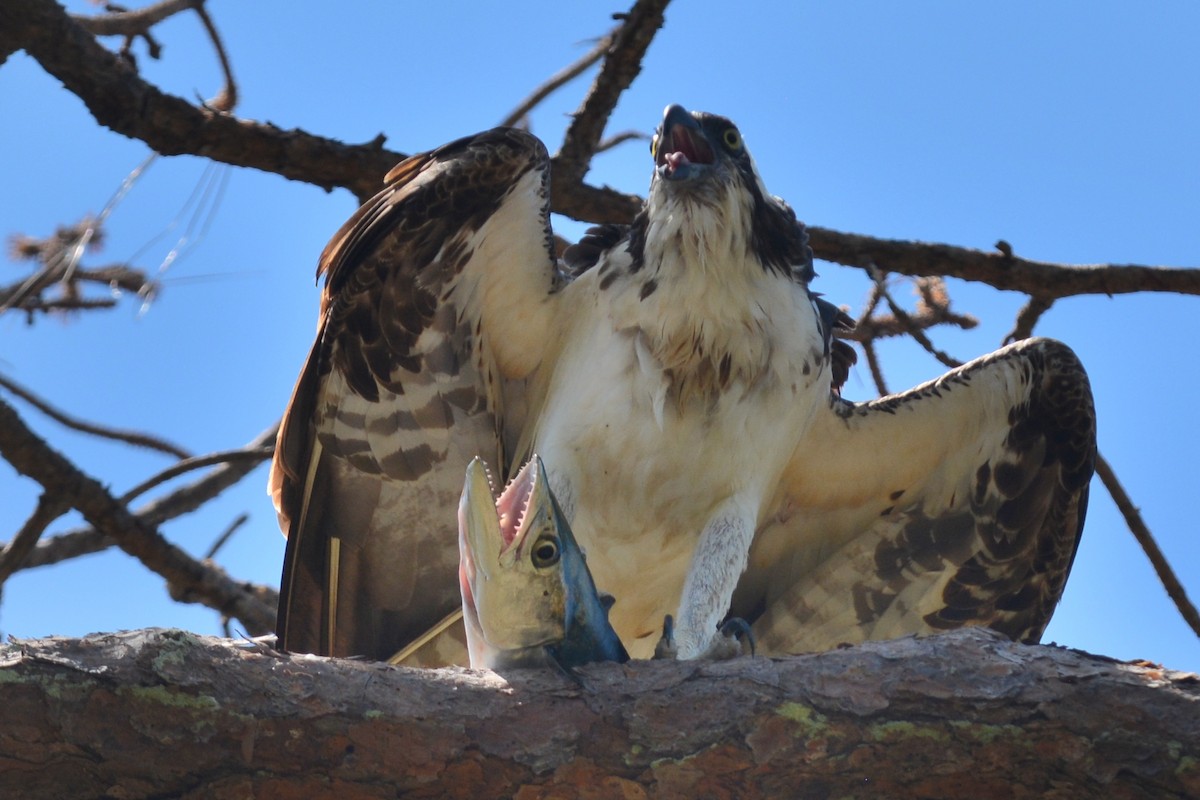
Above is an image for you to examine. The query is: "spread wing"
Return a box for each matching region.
[269,128,561,660]
[736,337,1096,652]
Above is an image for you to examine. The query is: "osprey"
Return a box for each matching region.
[270,104,1096,662]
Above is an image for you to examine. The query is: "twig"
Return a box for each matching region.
[596,129,650,154]
[70,0,201,37]
[1094,452,1200,639]
[0,372,191,459]
[0,495,70,584]
[118,446,274,504]
[866,268,963,370]
[500,33,613,128]
[0,395,276,634]
[848,279,977,344]
[71,0,236,113]
[2,158,158,320]
[861,340,889,396]
[204,513,249,560]
[0,0,402,201]
[1005,295,1054,344]
[191,2,236,112]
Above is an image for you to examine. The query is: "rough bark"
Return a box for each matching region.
[1,627,1196,799]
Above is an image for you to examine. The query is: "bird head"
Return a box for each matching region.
[651,103,750,188]
[641,104,814,281]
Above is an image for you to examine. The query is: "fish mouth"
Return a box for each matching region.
[495,459,538,552]
[655,104,715,180]
[459,456,543,585]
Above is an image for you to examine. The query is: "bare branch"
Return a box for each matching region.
[811,227,1200,300]
[118,446,273,504]
[848,276,977,345]
[70,0,237,112]
[0,372,190,459]
[865,269,964,370]
[861,340,889,396]
[1094,452,1200,639]
[70,0,201,37]
[191,2,236,112]
[552,0,670,187]
[0,0,400,200]
[500,32,613,128]
[1005,295,1054,344]
[204,513,249,560]
[0,396,275,634]
[0,495,69,585]
[15,423,279,572]
[6,0,1198,284]
[596,129,650,154]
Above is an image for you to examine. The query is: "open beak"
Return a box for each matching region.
[655,104,715,180]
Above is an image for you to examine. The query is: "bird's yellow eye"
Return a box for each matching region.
[723,128,742,150]
[650,133,659,158]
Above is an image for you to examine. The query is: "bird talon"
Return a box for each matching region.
[718,617,756,657]
[653,614,677,660]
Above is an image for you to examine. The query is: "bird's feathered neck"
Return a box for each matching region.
[626,166,814,285]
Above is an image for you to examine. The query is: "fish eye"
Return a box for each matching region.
[532,537,560,568]
[722,128,743,150]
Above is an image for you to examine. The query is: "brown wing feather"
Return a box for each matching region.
[270,127,559,660]
[737,337,1096,652]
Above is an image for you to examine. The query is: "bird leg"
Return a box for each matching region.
[669,500,757,659]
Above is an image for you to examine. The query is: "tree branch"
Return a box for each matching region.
[0,495,69,584]
[0,396,275,634]
[1,627,1196,799]
[1095,452,1200,639]
[810,227,1200,299]
[0,0,399,200]
[12,423,279,572]
[551,0,670,215]
[500,32,614,128]
[1005,294,1055,344]
[553,0,669,180]
[70,0,201,38]
[0,371,191,458]
[117,445,273,505]
[10,0,1193,296]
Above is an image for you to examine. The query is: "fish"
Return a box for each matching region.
[457,455,628,671]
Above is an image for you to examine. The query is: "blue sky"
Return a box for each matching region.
[1,2,1197,671]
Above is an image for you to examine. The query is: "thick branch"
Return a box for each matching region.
[810,227,1200,299]
[1,627,1196,799]
[552,0,670,187]
[0,0,641,215]
[9,0,1194,292]
[0,0,399,200]
[0,396,275,633]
